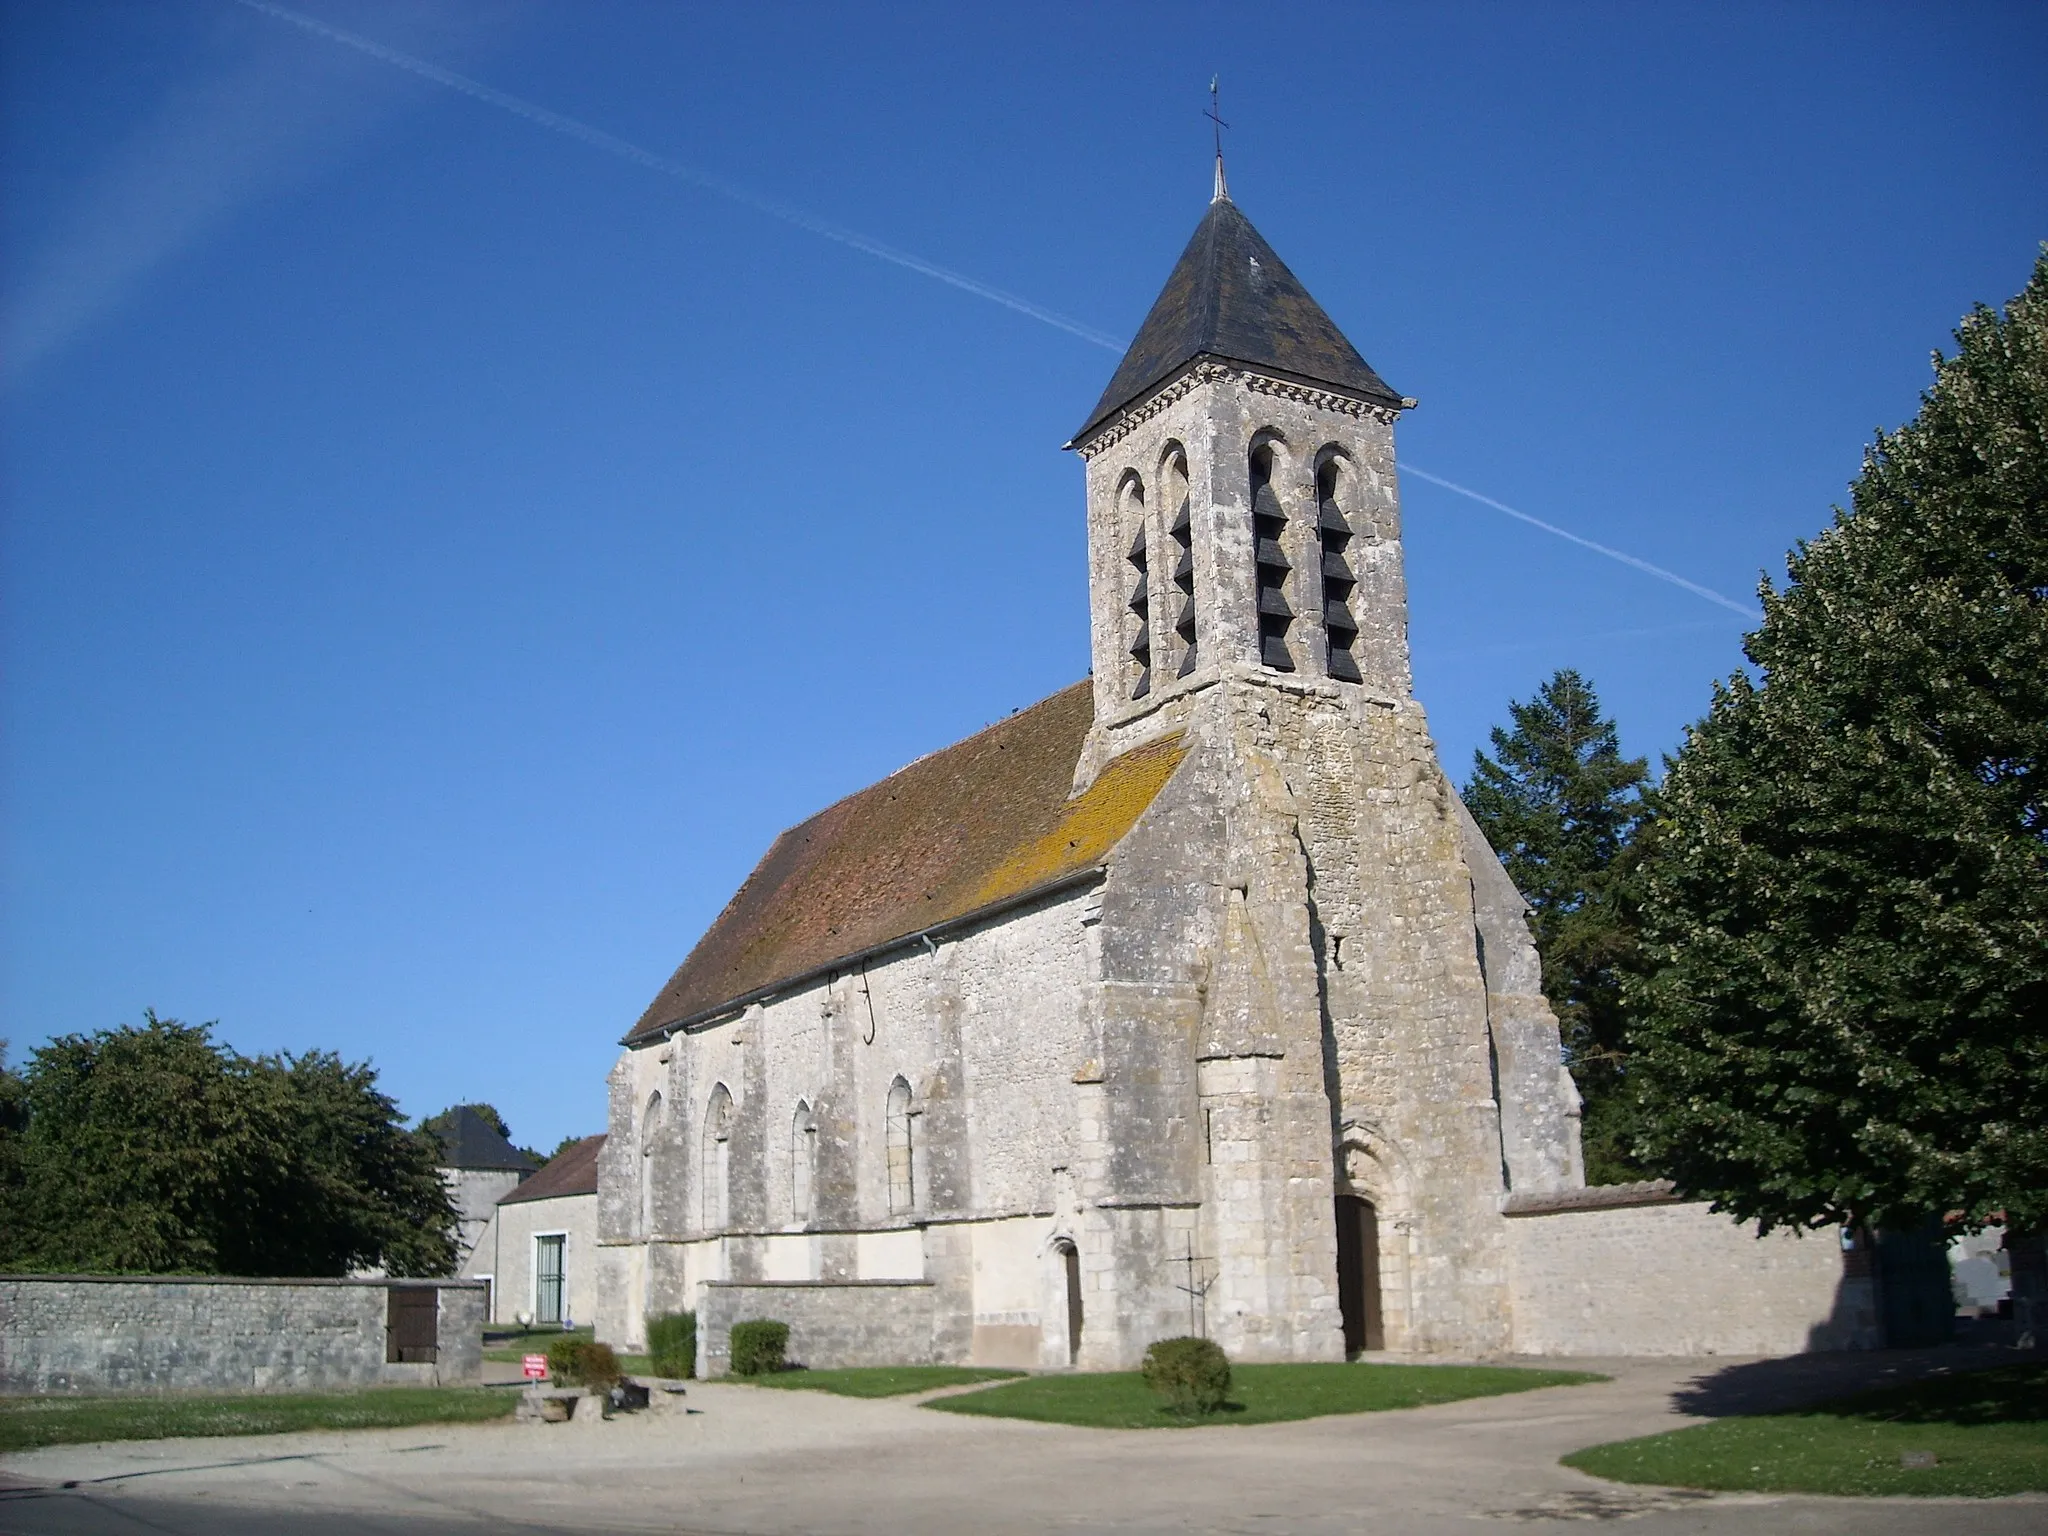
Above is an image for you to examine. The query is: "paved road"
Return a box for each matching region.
[3,1352,2041,1535]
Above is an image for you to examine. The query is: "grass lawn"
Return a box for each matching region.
[739,1366,1024,1398]
[928,1362,1604,1429]
[1563,1363,2048,1499]
[0,1387,519,1454]
[480,1324,590,1362]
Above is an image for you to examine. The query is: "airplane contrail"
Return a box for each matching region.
[237,0,1760,625]
[1397,464,1763,620]
[233,0,1126,352]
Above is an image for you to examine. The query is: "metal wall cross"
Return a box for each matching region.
[1171,1230,1218,1338]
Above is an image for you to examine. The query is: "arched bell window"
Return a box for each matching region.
[702,1084,733,1230]
[1118,473,1151,698]
[885,1076,915,1213]
[1163,446,1196,677]
[1250,445,1294,671]
[1317,456,1361,683]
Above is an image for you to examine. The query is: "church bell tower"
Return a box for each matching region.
[1067,180,1418,758]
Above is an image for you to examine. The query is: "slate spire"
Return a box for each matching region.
[1074,198,1402,444]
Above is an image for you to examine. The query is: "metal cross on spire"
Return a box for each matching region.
[1206,76,1230,202]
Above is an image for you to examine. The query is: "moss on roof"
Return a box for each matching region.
[626,683,1186,1043]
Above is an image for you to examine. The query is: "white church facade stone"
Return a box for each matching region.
[594,187,1861,1370]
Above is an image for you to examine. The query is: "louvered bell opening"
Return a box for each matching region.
[1255,537,1290,570]
[1252,482,1284,521]
[1132,668,1151,699]
[1127,528,1147,565]
[1324,600,1359,634]
[1129,625,1151,661]
[1321,551,1355,582]
[1128,576,1150,612]
[1171,499,1192,537]
[1175,596,1197,633]
[1258,588,1294,619]
[1319,499,1351,535]
[1260,633,1296,671]
[1174,547,1194,583]
[1326,649,1362,684]
[1177,643,1199,678]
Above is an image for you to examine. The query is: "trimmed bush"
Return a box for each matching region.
[573,1341,622,1391]
[646,1310,697,1379]
[729,1319,791,1377]
[547,1337,622,1390]
[1141,1336,1232,1417]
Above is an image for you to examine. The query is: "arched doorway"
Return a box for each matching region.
[1335,1195,1384,1354]
[1054,1240,1082,1364]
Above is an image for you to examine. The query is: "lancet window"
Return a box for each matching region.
[885,1077,915,1213]
[1318,457,1362,683]
[702,1084,733,1230]
[790,1100,816,1223]
[640,1091,664,1238]
[1120,474,1151,698]
[1164,447,1197,676]
[1250,446,1294,671]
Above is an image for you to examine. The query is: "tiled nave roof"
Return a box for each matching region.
[626,683,1186,1043]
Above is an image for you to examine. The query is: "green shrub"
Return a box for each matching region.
[1141,1336,1232,1417]
[546,1337,621,1390]
[646,1310,697,1379]
[545,1336,581,1385]
[573,1341,622,1391]
[729,1319,790,1377]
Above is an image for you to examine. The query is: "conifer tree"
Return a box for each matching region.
[1465,670,1651,1182]
[1628,251,2048,1234]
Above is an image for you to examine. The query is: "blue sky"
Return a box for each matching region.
[5,1,2043,1152]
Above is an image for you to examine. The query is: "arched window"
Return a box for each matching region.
[1054,1238,1083,1364]
[1317,457,1361,683]
[885,1076,915,1213]
[1250,445,1294,671]
[790,1100,816,1223]
[640,1092,664,1238]
[702,1085,733,1230]
[1118,474,1151,698]
[1163,447,1196,677]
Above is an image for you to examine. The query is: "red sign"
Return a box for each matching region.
[522,1353,548,1380]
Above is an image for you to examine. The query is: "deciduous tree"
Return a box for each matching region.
[0,1014,456,1275]
[1627,252,2048,1234]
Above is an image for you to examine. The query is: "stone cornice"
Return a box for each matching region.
[1071,359,1403,460]
[1070,361,1228,459]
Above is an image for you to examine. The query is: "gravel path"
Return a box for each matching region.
[2,1351,2041,1535]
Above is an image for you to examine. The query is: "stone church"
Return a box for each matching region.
[594,180,1862,1371]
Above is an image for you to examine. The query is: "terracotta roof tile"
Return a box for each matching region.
[499,1134,604,1205]
[626,682,1186,1043]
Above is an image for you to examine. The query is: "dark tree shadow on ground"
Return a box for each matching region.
[1670,1344,2046,1420]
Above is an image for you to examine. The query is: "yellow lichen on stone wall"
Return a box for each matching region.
[973,733,1187,908]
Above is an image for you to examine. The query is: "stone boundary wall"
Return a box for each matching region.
[698,1280,934,1375]
[0,1275,485,1395]
[1503,1198,1876,1356]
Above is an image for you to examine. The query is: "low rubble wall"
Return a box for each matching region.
[1502,1184,1874,1356]
[698,1279,935,1375]
[0,1274,485,1394]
